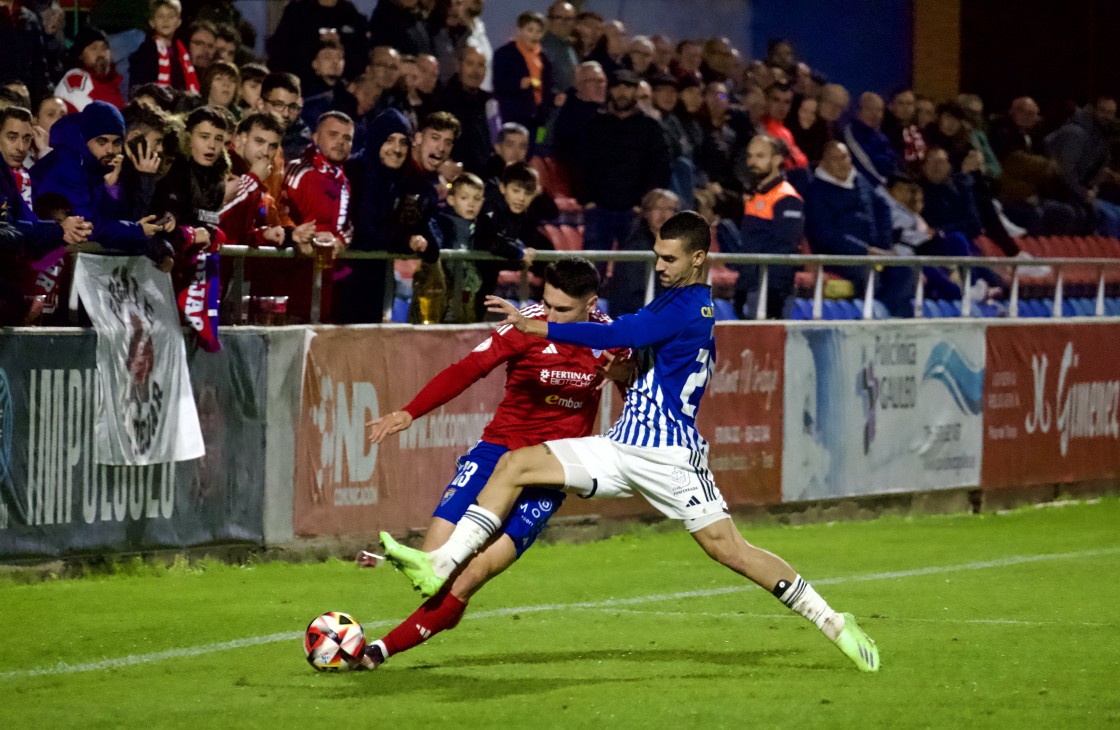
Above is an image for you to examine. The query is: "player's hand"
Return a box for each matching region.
[60,216,93,244]
[596,351,638,388]
[366,410,413,445]
[484,294,527,329]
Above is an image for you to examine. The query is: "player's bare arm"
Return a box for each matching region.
[366,410,414,445]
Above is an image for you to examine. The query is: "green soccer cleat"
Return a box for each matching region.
[833,613,880,672]
[379,531,447,598]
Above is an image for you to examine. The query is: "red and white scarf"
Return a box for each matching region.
[156,37,200,94]
[11,166,31,205]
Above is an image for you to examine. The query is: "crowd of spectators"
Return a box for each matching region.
[2,0,1119,330]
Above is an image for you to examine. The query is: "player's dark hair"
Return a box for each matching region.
[499,162,539,194]
[236,111,284,137]
[0,105,33,127]
[262,72,301,99]
[659,211,711,254]
[546,257,600,299]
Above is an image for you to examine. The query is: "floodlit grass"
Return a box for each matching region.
[3,500,1119,728]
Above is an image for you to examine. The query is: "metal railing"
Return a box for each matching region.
[73,244,1120,324]
[218,246,1120,323]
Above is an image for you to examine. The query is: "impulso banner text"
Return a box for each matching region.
[782,322,985,501]
[982,322,1120,488]
[0,331,268,560]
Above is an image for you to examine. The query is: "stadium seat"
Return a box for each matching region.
[822,300,843,319]
[921,299,939,318]
[837,299,861,319]
[872,300,889,319]
[933,299,955,318]
[529,156,572,198]
[712,298,737,321]
[791,298,813,320]
[391,297,409,323]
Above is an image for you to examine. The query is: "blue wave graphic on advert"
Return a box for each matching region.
[922,342,983,415]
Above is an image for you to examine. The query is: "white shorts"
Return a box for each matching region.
[544,436,729,533]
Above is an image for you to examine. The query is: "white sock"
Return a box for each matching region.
[774,575,844,641]
[430,505,502,578]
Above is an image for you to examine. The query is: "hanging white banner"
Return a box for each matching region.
[72,254,205,465]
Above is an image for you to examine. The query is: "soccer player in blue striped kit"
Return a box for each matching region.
[380,211,880,672]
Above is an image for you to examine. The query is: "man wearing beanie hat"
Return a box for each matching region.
[55,26,126,113]
[31,101,171,255]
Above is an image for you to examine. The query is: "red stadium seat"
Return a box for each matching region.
[529,156,572,198]
[559,225,583,250]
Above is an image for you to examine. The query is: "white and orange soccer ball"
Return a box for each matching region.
[303,612,366,671]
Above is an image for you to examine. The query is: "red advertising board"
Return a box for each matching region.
[294,322,787,538]
[293,326,506,537]
[983,323,1120,488]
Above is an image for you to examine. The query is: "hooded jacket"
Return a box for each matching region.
[30,115,148,252]
[347,109,439,261]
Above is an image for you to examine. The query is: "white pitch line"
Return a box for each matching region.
[3,546,1117,681]
[581,608,1116,629]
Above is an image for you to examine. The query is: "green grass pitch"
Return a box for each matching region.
[3,499,1119,729]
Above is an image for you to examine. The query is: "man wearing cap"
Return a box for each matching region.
[55,26,126,112]
[579,68,670,281]
[31,101,170,254]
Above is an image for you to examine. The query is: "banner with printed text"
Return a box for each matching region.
[0,331,267,560]
[982,323,1120,488]
[782,323,985,501]
[694,324,784,506]
[72,254,205,465]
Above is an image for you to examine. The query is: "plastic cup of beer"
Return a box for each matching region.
[312,232,335,270]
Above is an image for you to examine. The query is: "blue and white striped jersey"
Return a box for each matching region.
[546,284,716,450]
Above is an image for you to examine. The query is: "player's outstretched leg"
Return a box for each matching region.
[348,590,468,670]
[692,518,879,672]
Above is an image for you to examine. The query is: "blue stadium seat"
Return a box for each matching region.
[822,300,843,320]
[947,300,962,317]
[1062,299,1077,317]
[712,298,737,321]
[1072,297,1093,316]
[1041,299,1054,317]
[391,297,409,323]
[1106,297,1120,316]
[837,299,861,319]
[921,299,939,318]
[872,300,890,319]
[1020,299,1044,318]
[791,298,813,320]
[934,300,955,318]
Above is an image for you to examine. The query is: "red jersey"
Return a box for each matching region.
[403,304,616,450]
[761,115,810,170]
[281,147,353,245]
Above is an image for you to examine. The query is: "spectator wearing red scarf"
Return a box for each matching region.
[128,0,201,94]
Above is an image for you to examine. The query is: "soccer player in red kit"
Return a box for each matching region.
[351,257,630,669]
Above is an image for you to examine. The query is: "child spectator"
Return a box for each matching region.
[202,61,241,117]
[237,63,268,115]
[129,0,201,94]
